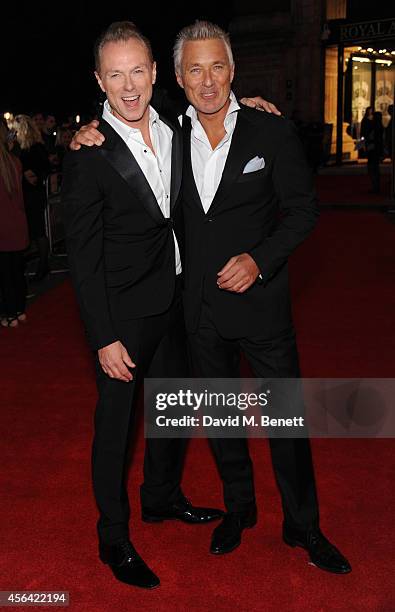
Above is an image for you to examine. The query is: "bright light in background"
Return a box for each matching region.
[75,115,80,124]
[3,112,14,127]
[352,57,370,63]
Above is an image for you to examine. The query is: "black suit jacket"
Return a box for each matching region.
[61,116,183,351]
[181,106,319,338]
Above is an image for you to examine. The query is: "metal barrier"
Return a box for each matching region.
[45,172,66,255]
[44,172,68,273]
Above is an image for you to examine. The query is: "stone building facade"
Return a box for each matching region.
[230,0,325,123]
[230,1,395,163]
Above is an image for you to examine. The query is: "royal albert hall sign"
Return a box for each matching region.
[328,18,395,43]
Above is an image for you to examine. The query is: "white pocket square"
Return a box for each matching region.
[242,156,265,174]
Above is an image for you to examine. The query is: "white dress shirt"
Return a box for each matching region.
[102,100,182,274]
[184,91,240,213]
[182,93,262,278]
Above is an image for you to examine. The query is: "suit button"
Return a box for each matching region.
[206,217,214,223]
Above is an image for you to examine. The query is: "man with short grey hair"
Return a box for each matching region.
[173,20,234,71]
[172,20,350,574]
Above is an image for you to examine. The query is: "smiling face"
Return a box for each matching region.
[95,37,156,129]
[176,38,234,117]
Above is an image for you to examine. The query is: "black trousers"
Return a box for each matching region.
[188,301,319,530]
[92,279,188,545]
[0,251,26,318]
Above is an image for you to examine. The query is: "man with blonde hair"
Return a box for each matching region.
[62,21,225,590]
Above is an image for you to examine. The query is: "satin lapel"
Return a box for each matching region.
[208,111,259,214]
[181,115,205,213]
[159,114,183,214]
[98,119,165,226]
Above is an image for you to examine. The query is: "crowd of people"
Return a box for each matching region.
[0,112,79,328]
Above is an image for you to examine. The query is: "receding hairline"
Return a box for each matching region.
[96,37,154,73]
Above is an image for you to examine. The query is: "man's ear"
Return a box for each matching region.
[175,71,184,90]
[152,61,157,85]
[95,71,105,93]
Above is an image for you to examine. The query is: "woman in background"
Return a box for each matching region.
[0,119,29,327]
[13,115,50,280]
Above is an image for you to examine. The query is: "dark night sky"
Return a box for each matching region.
[2,1,234,120]
[5,2,391,120]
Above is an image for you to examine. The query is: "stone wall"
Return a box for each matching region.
[230,0,325,122]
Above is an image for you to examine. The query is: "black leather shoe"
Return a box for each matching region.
[142,497,223,524]
[283,524,352,574]
[210,508,257,554]
[99,540,160,588]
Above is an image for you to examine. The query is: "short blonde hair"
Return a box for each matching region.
[94,21,154,72]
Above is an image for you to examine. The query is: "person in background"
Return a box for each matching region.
[0,119,29,327]
[368,111,383,194]
[384,104,393,160]
[360,106,374,143]
[31,112,45,134]
[361,106,384,193]
[13,115,51,281]
[54,127,73,169]
[41,114,57,152]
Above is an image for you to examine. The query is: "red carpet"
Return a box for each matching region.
[1,210,394,611]
[316,173,391,205]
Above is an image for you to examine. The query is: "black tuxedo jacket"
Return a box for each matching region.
[61,116,183,351]
[181,107,319,338]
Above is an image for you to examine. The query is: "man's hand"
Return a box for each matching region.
[240,96,281,115]
[70,120,105,150]
[98,340,136,382]
[217,253,260,293]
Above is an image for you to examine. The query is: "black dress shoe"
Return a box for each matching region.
[99,540,160,588]
[142,497,223,524]
[210,508,257,554]
[283,524,352,574]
